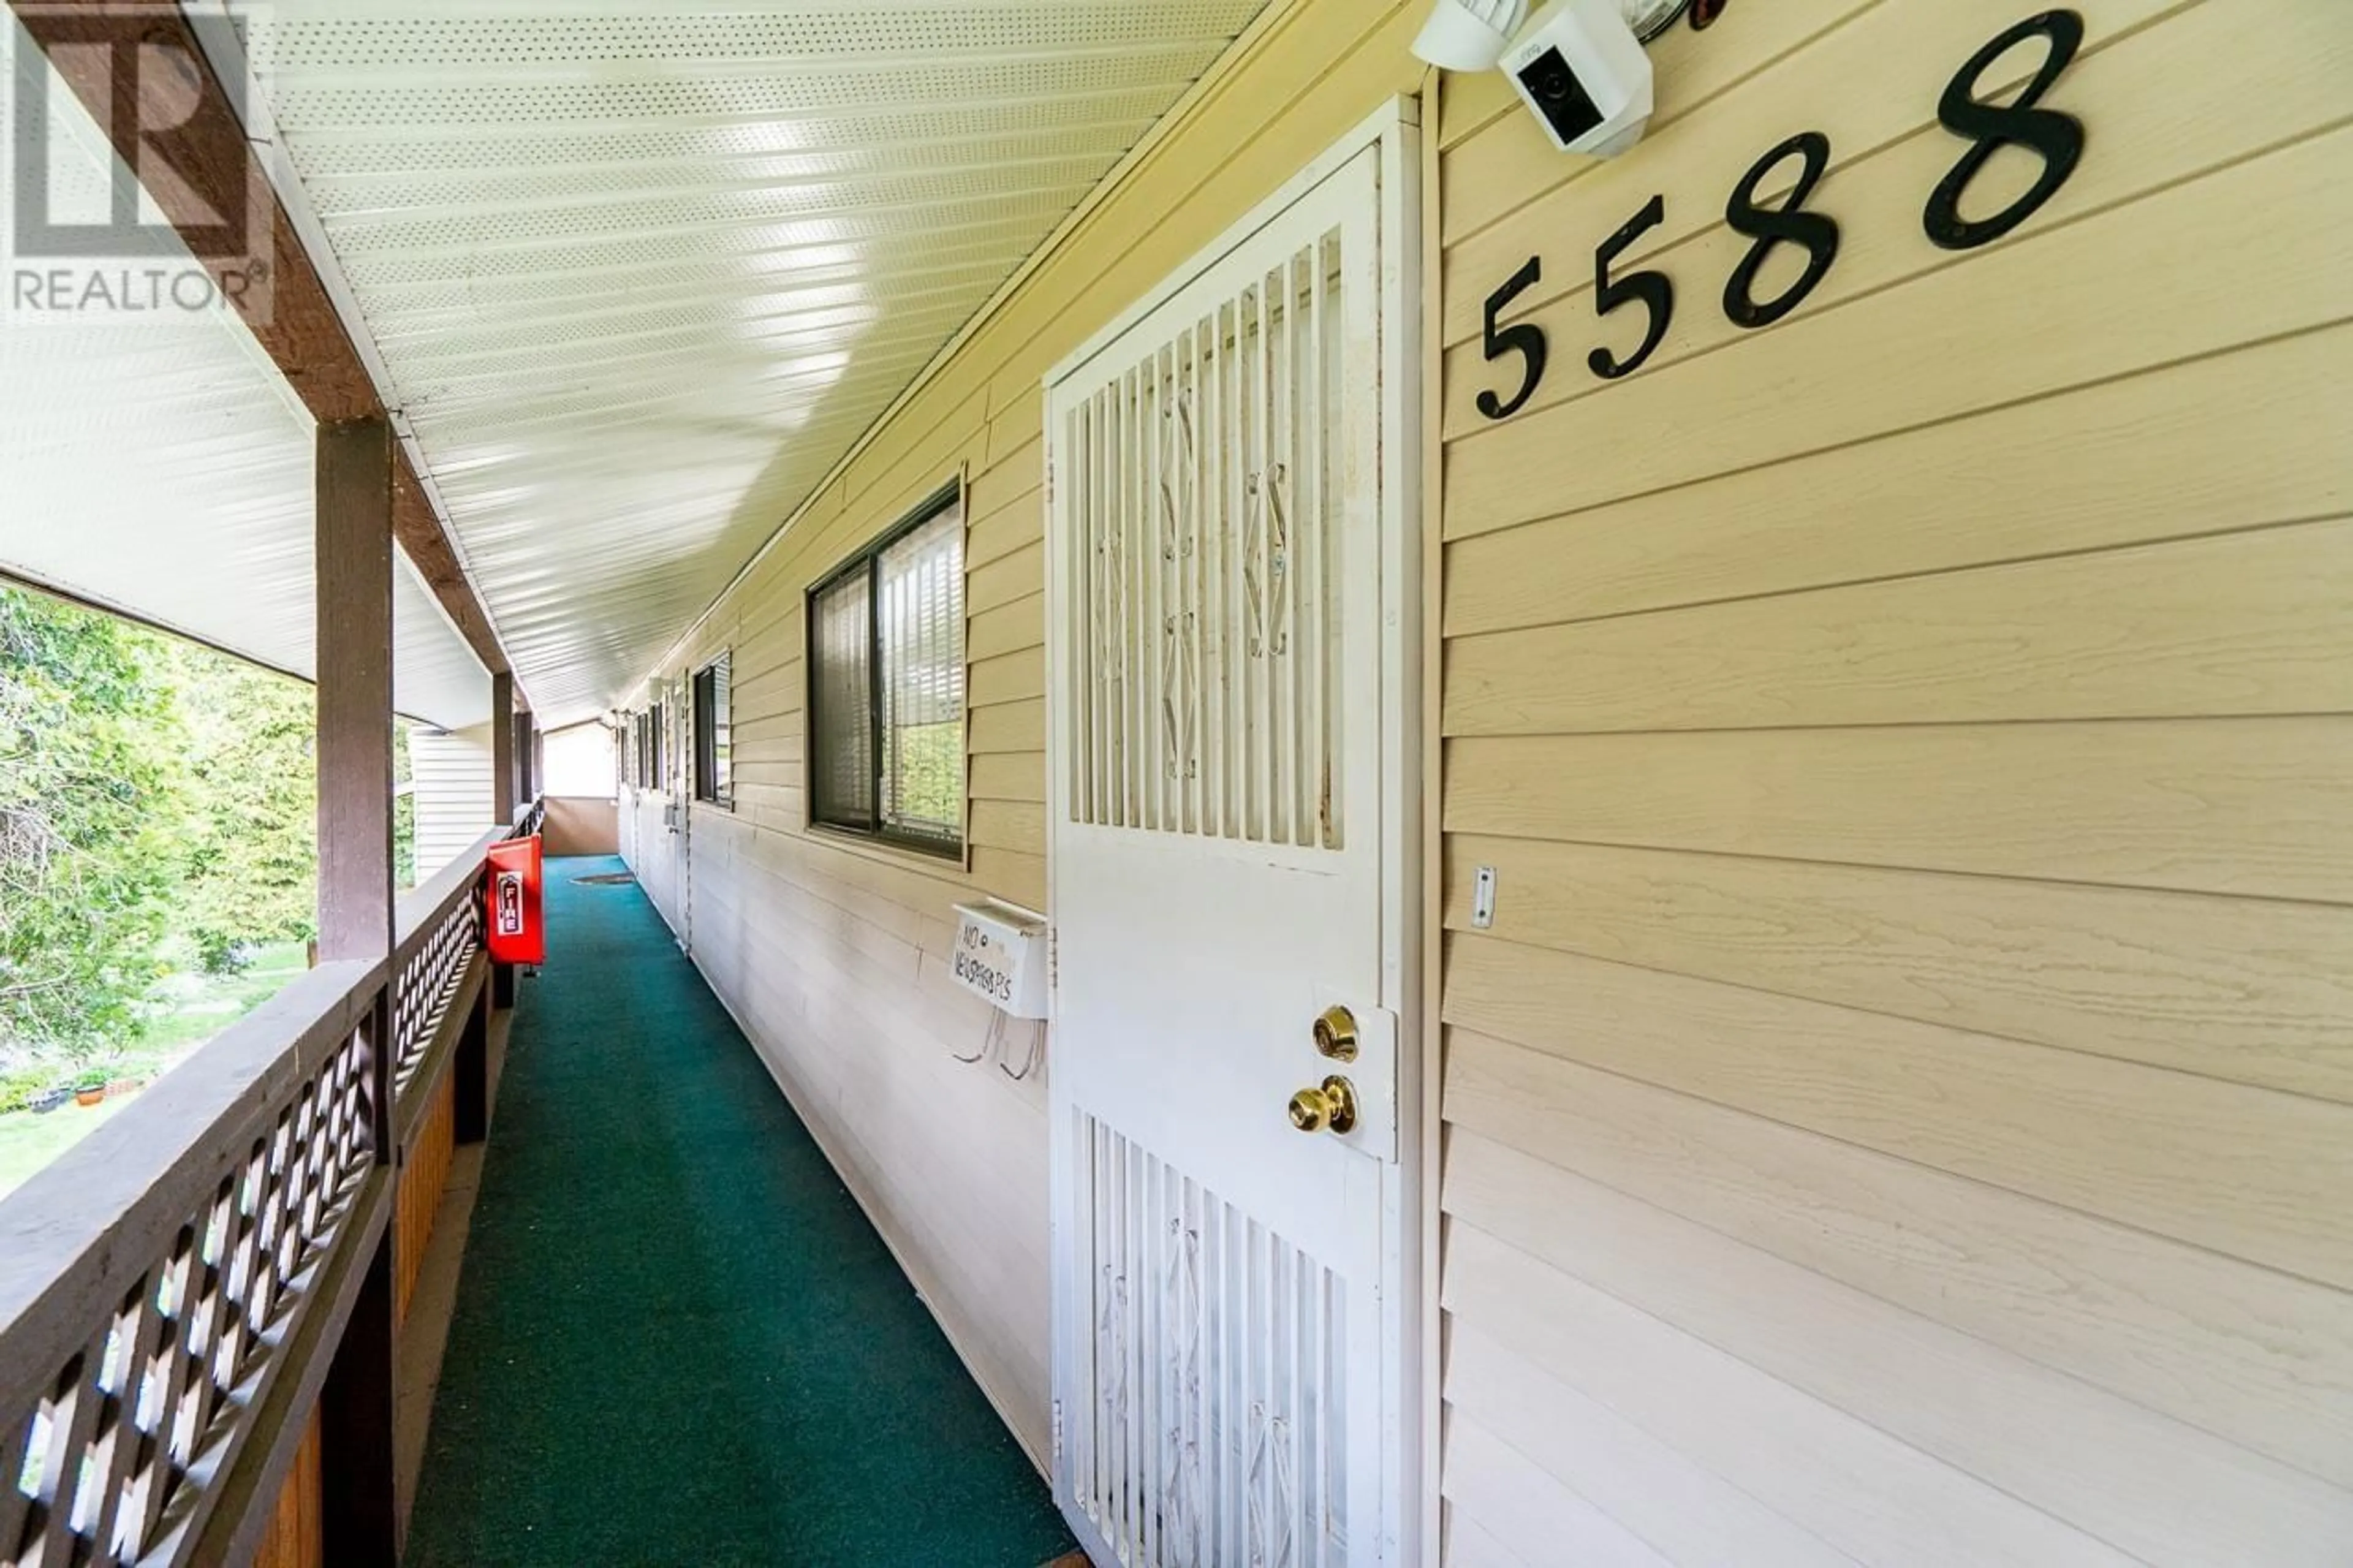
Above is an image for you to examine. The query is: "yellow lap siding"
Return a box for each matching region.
[1434,1,2353,1558]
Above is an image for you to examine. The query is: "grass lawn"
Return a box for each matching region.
[0,1096,134,1200]
[0,941,312,1203]
[137,941,310,1056]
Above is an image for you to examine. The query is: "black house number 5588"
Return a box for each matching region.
[1474,10,2087,422]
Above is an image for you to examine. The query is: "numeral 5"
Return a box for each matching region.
[1590,194,1673,381]
[1476,256,1548,422]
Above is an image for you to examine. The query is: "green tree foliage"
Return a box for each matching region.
[394,721,416,890]
[1,585,328,1106]
[0,589,186,1056]
[159,638,317,972]
[892,719,961,831]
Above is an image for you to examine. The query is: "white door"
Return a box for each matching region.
[1046,109,1420,1568]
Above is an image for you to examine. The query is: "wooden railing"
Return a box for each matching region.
[390,838,493,1104]
[0,814,534,1567]
[385,832,501,1341]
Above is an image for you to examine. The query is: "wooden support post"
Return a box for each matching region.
[316,417,396,964]
[514,710,529,806]
[314,416,396,1143]
[319,1227,399,1567]
[455,973,490,1145]
[491,672,515,824]
[313,416,400,1568]
[490,672,518,1009]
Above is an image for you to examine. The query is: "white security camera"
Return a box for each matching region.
[1410,0,1528,74]
[1499,0,1656,156]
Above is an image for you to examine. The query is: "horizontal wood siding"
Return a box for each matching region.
[408,724,494,883]
[623,0,1427,1464]
[1434,2,2353,1562]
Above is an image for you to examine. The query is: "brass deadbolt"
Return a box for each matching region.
[1287,1075,1359,1135]
[1312,1005,1359,1062]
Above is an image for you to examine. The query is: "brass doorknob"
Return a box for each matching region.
[1313,1005,1359,1062]
[1287,1075,1358,1135]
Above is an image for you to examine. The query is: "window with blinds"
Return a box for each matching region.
[811,570,875,828]
[807,482,965,854]
[694,652,733,806]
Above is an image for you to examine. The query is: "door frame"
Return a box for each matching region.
[664,671,692,953]
[1041,95,1427,1565]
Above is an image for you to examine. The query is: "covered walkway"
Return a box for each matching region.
[404,857,1072,1567]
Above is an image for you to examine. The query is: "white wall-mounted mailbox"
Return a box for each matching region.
[950,900,1048,1019]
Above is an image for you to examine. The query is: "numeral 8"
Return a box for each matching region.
[1722,131,1842,330]
[1925,10,2088,250]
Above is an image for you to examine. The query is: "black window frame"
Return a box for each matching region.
[805,479,966,859]
[692,651,733,808]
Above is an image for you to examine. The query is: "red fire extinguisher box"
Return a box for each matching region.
[485,835,545,965]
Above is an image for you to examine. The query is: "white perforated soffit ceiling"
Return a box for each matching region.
[0,17,490,732]
[230,0,1268,729]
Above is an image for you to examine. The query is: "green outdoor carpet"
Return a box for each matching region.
[405,855,1074,1567]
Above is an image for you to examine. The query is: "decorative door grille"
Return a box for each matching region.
[1070,1113,1347,1568]
[1062,227,1346,851]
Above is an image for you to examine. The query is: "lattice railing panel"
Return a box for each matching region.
[1,822,518,1567]
[3,1008,377,1568]
[391,890,479,1096]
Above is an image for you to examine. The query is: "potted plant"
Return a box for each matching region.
[72,1068,108,1107]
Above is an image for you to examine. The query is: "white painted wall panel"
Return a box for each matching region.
[410,723,495,883]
